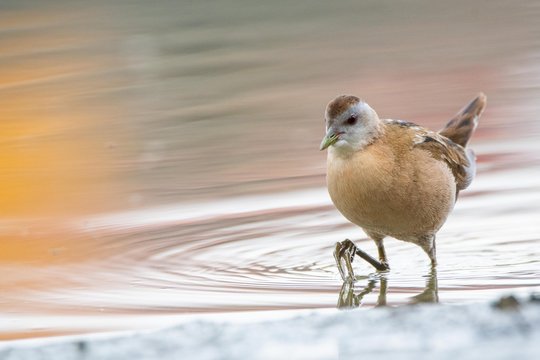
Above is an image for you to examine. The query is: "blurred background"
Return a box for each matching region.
[1,0,539,340]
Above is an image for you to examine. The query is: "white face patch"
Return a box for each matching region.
[327,101,382,155]
[336,102,371,124]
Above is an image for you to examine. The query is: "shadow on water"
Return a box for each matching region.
[337,268,439,309]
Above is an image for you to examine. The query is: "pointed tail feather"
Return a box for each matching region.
[439,93,486,147]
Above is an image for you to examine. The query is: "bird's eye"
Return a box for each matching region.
[346,116,357,125]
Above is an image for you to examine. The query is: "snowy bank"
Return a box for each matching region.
[1,296,539,360]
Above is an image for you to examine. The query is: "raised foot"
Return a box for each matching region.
[333,239,390,282]
[333,239,356,282]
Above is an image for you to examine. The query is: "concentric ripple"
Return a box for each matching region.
[1,142,540,339]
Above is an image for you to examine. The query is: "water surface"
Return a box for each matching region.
[1,0,540,340]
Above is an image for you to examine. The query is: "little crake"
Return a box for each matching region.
[320,93,486,281]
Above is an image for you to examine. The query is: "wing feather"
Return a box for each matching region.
[414,130,474,191]
[384,120,475,191]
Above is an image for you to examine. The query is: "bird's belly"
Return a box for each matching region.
[327,152,456,238]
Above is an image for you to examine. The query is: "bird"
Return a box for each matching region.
[320,93,486,281]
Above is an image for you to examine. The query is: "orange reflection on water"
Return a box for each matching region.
[0,227,100,265]
[0,114,113,217]
[0,52,123,269]
[0,111,114,266]
[0,80,125,218]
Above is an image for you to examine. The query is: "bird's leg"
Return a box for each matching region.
[374,239,390,270]
[365,232,390,271]
[430,240,437,267]
[355,247,390,271]
[419,234,437,267]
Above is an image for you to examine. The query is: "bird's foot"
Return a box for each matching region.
[333,239,357,282]
[334,239,390,282]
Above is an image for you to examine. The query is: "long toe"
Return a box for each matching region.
[339,239,356,264]
[334,240,357,282]
[333,242,348,281]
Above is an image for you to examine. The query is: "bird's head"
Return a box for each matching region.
[320,95,381,153]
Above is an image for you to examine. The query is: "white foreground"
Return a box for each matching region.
[1,296,539,360]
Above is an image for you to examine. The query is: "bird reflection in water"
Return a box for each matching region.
[337,268,438,308]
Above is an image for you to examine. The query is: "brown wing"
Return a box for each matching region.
[413,130,474,191]
[383,120,474,191]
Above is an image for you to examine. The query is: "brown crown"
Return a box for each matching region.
[326,95,360,119]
